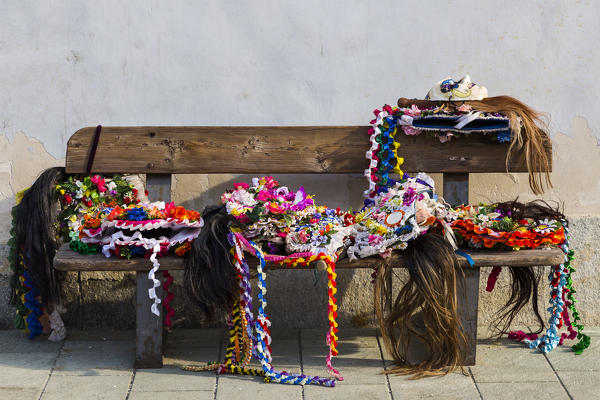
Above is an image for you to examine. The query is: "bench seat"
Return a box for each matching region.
[54,244,565,271]
[55,125,556,370]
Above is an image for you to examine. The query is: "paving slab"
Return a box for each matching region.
[216,374,302,400]
[164,328,223,349]
[0,352,56,389]
[53,350,134,376]
[554,370,600,399]
[66,330,134,341]
[129,391,214,400]
[0,330,63,353]
[301,328,379,348]
[61,340,134,353]
[303,346,387,385]
[163,346,221,367]
[388,371,479,400]
[0,387,43,400]
[131,366,217,392]
[476,381,569,400]
[41,374,132,400]
[304,383,390,400]
[545,333,599,371]
[470,339,558,382]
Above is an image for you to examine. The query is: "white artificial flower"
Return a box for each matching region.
[535,218,557,235]
[232,190,257,206]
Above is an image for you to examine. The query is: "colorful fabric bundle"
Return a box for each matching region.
[444,202,590,355]
[76,201,203,318]
[185,177,348,386]
[446,204,566,250]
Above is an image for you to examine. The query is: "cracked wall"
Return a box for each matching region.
[1,2,599,331]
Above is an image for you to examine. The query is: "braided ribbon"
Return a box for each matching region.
[233,234,338,386]
[509,223,590,354]
[365,107,405,199]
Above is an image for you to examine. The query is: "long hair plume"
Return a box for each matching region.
[398,95,553,194]
[184,205,238,321]
[11,167,67,306]
[489,199,566,337]
[470,96,552,195]
[375,231,467,378]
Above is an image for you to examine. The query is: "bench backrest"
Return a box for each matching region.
[65,126,552,205]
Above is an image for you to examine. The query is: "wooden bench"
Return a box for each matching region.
[53,126,564,368]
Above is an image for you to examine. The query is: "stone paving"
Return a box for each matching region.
[0,327,597,399]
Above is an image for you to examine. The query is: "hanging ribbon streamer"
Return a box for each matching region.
[148,243,162,316]
[162,270,174,326]
[236,235,337,386]
[455,250,474,268]
[485,266,502,292]
[510,223,589,354]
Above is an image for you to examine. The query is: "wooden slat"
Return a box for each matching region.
[135,174,170,369]
[54,245,566,272]
[444,173,470,206]
[135,272,162,368]
[65,126,550,174]
[457,268,479,365]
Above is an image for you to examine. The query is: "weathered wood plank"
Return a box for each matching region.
[135,271,162,368]
[54,245,566,271]
[65,126,550,174]
[134,174,170,369]
[457,267,479,365]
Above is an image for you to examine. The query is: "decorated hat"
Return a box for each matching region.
[425,74,488,101]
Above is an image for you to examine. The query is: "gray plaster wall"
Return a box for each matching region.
[1,2,599,330]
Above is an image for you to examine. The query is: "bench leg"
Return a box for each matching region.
[457,267,479,365]
[135,271,163,368]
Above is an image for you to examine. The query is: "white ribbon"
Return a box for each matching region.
[148,243,162,316]
[455,111,482,129]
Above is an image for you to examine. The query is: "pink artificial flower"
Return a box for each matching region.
[233,182,249,190]
[457,104,472,113]
[261,176,278,189]
[368,235,383,245]
[256,190,273,202]
[402,126,422,136]
[380,248,393,259]
[91,175,107,192]
[402,104,421,117]
[298,230,310,244]
[382,104,393,114]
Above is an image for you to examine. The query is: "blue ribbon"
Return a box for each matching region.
[455,250,474,267]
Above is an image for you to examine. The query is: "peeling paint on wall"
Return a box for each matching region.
[0,132,63,248]
[471,117,600,216]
